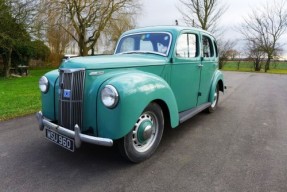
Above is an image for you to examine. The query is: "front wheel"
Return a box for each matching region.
[118,103,164,163]
[208,84,219,113]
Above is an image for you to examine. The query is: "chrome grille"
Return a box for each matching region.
[58,68,85,130]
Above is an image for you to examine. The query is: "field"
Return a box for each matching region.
[222,60,287,74]
[0,68,54,121]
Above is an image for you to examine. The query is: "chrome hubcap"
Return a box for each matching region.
[132,112,158,153]
[211,92,218,108]
[142,124,152,140]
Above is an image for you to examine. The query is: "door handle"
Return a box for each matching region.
[198,64,203,68]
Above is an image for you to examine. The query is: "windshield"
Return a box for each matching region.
[115,32,172,56]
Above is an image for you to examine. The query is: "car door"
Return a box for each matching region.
[197,34,218,105]
[170,32,201,112]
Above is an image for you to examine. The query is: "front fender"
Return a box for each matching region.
[41,70,59,120]
[97,71,179,140]
[209,70,224,102]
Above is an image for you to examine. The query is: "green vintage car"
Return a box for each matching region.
[36,26,225,162]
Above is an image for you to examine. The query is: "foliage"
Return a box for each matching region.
[0,0,50,76]
[10,40,50,67]
[0,0,30,76]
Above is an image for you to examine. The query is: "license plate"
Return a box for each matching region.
[45,129,75,152]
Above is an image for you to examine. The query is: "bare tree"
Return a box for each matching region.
[46,9,72,65]
[178,0,228,32]
[217,39,236,69]
[240,0,287,72]
[246,40,265,71]
[42,0,138,56]
[101,12,137,53]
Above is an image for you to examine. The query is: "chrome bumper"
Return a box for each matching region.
[36,111,113,148]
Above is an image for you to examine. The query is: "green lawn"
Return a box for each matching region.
[222,61,287,74]
[0,68,54,121]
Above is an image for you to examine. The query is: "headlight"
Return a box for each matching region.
[101,85,119,108]
[39,76,49,93]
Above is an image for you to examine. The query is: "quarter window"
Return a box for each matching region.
[214,41,218,57]
[202,36,214,58]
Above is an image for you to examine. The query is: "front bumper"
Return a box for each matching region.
[36,111,113,148]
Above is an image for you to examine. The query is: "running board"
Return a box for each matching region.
[179,103,211,123]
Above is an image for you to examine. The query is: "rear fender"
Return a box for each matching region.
[209,70,224,102]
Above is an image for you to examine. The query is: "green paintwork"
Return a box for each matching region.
[197,32,219,106]
[41,69,58,120]
[97,71,179,139]
[209,70,224,103]
[170,30,201,111]
[40,26,224,141]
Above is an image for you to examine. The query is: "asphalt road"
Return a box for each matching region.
[1,71,287,192]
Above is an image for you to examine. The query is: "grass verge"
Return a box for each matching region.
[222,61,287,74]
[0,68,54,121]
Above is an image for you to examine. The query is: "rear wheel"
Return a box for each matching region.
[208,84,219,113]
[118,103,164,163]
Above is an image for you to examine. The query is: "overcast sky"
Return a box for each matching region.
[137,0,264,29]
[137,0,287,54]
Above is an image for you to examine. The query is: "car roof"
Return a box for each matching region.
[122,25,214,38]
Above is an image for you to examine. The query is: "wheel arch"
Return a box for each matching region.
[97,71,179,140]
[218,79,224,92]
[153,99,172,129]
[209,70,225,102]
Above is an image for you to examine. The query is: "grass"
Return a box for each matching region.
[222,61,287,74]
[0,68,55,121]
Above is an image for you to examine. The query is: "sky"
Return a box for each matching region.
[136,0,287,55]
[137,0,263,30]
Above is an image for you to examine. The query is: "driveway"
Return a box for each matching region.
[1,71,287,192]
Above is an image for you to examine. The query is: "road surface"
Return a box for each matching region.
[1,71,287,192]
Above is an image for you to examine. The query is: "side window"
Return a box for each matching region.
[176,33,198,58]
[176,34,188,57]
[202,36,214,58]
[188,34,197,57]
[214,41,218,57]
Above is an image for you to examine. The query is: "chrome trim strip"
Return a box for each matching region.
[59,68,86,73]
[89,71,105,76]
[36,111,113,148]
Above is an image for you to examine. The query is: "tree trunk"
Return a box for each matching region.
[91,47,95,56]
[218,58,224,69]
[254,58,261,71]
[82,47,89,56]
[2,48,13,77]
[265,57,271,72]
